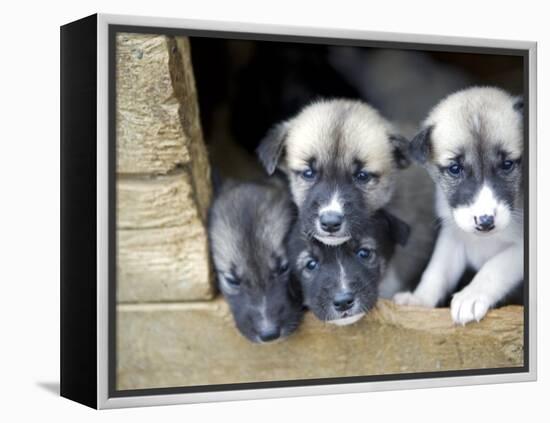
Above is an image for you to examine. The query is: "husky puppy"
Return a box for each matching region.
[257,99,435,297]
[208,179,304,343]
[288,210,410,325]
[394,87,524,325]
[257,99,411,247]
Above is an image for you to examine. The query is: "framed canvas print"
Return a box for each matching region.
[60,13,537,409]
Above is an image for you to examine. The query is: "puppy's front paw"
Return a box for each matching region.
[393,291,432,307]
[451,288,491,325]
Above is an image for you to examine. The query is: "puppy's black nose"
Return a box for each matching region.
[320,211,344,233]
[258,327,280,342]
[475,214,495,232]
[333,292,354,312]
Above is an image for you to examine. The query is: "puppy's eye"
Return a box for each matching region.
[305,259,319,271]
[354,170,370,182]
[356,248,373,260]
[447,163,463,177]
[301,167,316,180]
[278,261,289,274]
[225,276,241,286]
[500,159,516,173]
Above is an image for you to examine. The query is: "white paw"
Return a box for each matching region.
[450,288,491,325]
[393,291,432,307]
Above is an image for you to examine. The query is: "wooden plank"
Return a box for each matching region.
[116,33,187,174]
[116,32,212,212]
[115,33,213,301]
[117,298,524,390]
[171,37,211,218]
[117,226,214,303]
[117,171,198,229]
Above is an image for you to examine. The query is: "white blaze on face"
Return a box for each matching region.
[338,258,348,291]
[318,190,343,216]
[314,190,351,245]
[258,296,272,330]
[325,257,366,326]
[452,184,511,233]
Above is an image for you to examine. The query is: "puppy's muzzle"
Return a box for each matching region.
[333,291,355,312]
[258,326,281,342]
[475,214,495,232]
[319,211,344,233]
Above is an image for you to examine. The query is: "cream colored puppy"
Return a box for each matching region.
[258,99,436,298]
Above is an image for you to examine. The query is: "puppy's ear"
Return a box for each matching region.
[389,134,411,169]
[409,125,433,164]
[378,209,411,247]
[513,96,524,113]
[256,122,290,175]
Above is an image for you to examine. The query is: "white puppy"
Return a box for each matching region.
[394,87,524,325]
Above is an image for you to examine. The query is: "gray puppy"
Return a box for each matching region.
[288,210,410,325]
[208,179,304,343]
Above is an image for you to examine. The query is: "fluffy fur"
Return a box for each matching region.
[258,98,436,297]
[288,209,410,325]
[394,87,524,325]
[208,179,303,342]
[257,99,410,246]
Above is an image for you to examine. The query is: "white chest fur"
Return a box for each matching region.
[435,187,523,270]
[452,224,520,270]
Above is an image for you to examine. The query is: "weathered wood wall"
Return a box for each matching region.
[116,33,213,303]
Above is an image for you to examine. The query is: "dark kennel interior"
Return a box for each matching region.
[189,36,524,306]
[189,37,523,175]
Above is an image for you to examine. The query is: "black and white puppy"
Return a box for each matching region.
[394,87,524,325]
[288,210,410,325]
[257,99,410,247]
[257,98,435,297]
[208,179,304,342]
